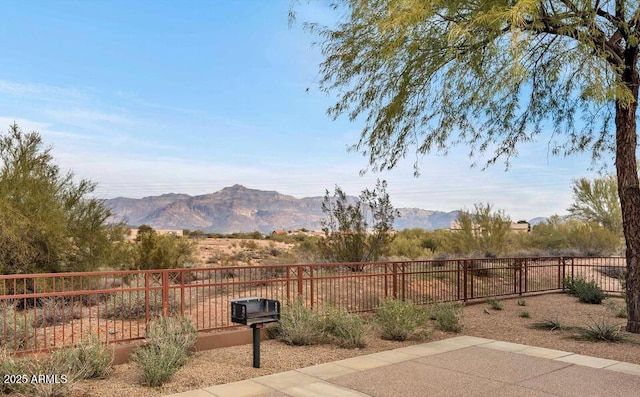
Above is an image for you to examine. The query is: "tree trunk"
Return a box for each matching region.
[615,61,640,333]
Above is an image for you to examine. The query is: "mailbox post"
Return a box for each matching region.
[229,297,281,368]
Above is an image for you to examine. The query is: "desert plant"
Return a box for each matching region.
[564,277,606,304]
[103,289,183,320]
[277,299,326,346]
[577,317,625,342]
[430,302,464,333]
[0,303,32,350]
[530,318,563,331]
[0,347,27,394]
[323,308,368,348]
[517,299,526,306]
[485,298,503,310]
[64,335,113,379]
[518,311,530,318]
[375,299,430,341]
[32,298,82,327]
[131,316,197,387]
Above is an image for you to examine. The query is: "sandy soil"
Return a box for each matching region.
[71,293,640,397]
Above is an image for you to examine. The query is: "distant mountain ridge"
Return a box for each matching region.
[104,184,527,234]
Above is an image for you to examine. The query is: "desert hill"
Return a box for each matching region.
[105,184,462,234]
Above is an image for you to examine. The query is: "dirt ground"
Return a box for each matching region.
[73,293,640,397]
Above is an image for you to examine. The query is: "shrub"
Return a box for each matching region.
[131,316,197,387]
[277,299,326,346]
[530,318,563,331]
[486,298,503,310]
[577,317,624,342]
[375,299,430,341]
[430,302,464,333]
[0,303,32,350]
[0,347,27,394]
[517,299,526,306]
[565,277,606,304]
[32,298,82,327]
[103,289,183,320]
[518,311,530,318]
[65,335,113,379]
[323,308,368,349]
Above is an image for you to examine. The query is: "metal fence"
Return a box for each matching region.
[0,256,626,353]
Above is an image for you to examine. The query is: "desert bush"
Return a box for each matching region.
[32,298,82,327]
[22,345,94,397]
[0,347,27,394]
[131,316,197,387]
[429,302,464,333]
[0,303,32,349]
[63,335,113,379]
[323,308,368,348]
[517,299,526,306]
[102,289,183,320]
[485,298,503,310]
[277,299,326,346]
[577,317,625,342]
[518,311,530,318]
[375,299,430,341]
[530,318,563,331]
[565,277,605,304]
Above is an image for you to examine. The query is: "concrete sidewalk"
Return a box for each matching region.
[169,336,640,397]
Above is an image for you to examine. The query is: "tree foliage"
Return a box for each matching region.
[529,215,621,256]
[133,225,196,270]
[442,203,511,257]
[568,175,623,236]
[297,0,640,332]
[0,124,129,274]
[319,179,398,269]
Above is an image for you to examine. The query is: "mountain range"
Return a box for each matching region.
[104,184,526,234]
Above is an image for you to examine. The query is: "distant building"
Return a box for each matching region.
[126,228,184,240]
[449,221,530,234]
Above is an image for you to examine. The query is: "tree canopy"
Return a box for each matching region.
[296,1,640,332]
[568,175,623,236]
[0,123,129,274]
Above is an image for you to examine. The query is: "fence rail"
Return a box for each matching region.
[0,256,626,353]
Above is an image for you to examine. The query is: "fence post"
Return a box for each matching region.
[144,273,150,323]
[463,260,468,302]
[392,263,398,299]
[162,270,169,317]
[401,263,406,301]
[558,257,564,290]
[286,266,291,301]
[309,266,314,309]
[456,261,461,300]
[297,265,303,297]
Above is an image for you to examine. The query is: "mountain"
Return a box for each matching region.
[104,185,460,234]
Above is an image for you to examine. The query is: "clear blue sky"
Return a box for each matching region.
[0,1,604,221]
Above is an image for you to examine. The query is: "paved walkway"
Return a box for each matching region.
[168,336,640,397]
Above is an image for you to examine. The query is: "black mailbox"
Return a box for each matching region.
[230,297,280,326]
[229,297,281,368]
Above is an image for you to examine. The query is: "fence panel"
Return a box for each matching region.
[0,256,627,353]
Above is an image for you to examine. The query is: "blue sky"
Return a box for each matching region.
[0,1,604,221]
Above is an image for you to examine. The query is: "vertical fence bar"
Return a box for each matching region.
[463,260,468,302]
[286,266,291,301]
[401,263,406,301]
[297,265,303,297]
[162,270,169,317]
[392,263,398,299]
[456,261,461,300]
[309,266,315,309]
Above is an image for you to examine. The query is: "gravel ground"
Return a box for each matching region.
[56,294,640,397]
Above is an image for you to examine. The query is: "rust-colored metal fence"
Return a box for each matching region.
[0,256,626,353]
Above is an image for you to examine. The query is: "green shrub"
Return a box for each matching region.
[430,302,464,333]
[565,277,606,304]
[485,298,503,310]
[65,335,113,379]
[517,299,526,306]
[277,299,326,346]
[0,303,32,350]
[323,308,368,349]
[375,299,430,341]
[518,311,530,318]
[131,316,197,387]
[577,317,625,342]
[530,318,563,331]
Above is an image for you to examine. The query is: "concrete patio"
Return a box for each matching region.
[167,336,640,397]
